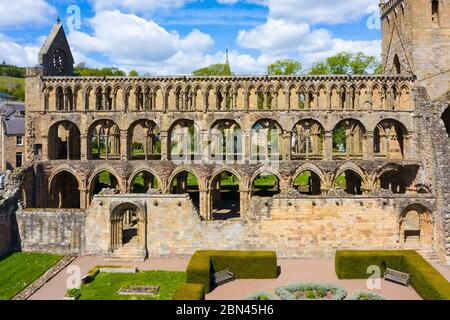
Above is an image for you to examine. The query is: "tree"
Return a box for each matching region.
[326,52,353,74]
[308,51,381,75]
[267,59,302,75]
[309,62,330,75]
[374,63,384,75]
[128,70,139,77]
[193,64,232,76]
[349,52,378,74]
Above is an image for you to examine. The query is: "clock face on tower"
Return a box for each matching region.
[52,48,66,74]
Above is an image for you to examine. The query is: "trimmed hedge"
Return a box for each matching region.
[187,250,278,293]
[172,283,205,300]
[335,250,450,300]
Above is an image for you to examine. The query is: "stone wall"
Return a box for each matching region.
[16,209,86,254]
[82,193,435,258]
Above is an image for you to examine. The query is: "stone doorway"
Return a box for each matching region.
[110,203,147,260]
[400,205,433,248]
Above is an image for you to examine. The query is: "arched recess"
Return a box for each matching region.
[335,169,364,195]
[211,171,241,220]
[129,170,160,193]
[374,119,407,159]
[110,202,146,254]
[252,171,281,197]
[376,169,406,194]
[170,170,200,211]
[442,105,450,138]
[251,119,283,161]
[87,120,121,160]
[168,119,201,161]
[89,170,120,202]
[292,119,324,160]
[210,120,242,162]
[293,170,322,195]
[128,120,161,160]
[49,170,81,208]
[48,121,81,160]
[400,204,433,247]
[333,119,365,160]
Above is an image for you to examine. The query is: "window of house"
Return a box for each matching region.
[16,152,23,168]
[16,135,23,146]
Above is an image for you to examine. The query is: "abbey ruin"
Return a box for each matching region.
[1,0,449,264]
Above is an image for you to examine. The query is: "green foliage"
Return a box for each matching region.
[172,283,205,300]
[275,282,347,300]
[246,292,276,300]
[332,125,346,151]
[0,63,25,78]
[74,64,126,77]
[193,64,232,76]
[335,250,450,300]
[65,288,81,298]
[0,252,62,300]
[186,250,278,293]
[128,70,139,77]
[309,62,330,75]
[267,59,302,76]
[79,270,186,300]
[348,290,385,300]
[308,52,381,75]
[374,63,384,75]
[0,76,25,101]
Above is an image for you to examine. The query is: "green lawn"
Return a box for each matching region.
[79,271,186,300]
[0,252,62,300]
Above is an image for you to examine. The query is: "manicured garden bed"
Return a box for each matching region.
[186,250,278,293]
[0,252,62,300]
[275,283,347,300]
[79,270,186,300]
[336,250,450,300]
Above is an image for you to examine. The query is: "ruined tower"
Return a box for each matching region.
[380,0,450,100]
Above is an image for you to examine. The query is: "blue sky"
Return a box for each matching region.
[0,0,382,75]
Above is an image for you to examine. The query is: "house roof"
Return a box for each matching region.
[3,117,24,135]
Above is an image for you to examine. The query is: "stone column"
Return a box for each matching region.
[283,131,292,161]
[324,131,333,161]
[243,130,251,163]
[120,130,128,160]
[80,134,88,160]
[160,131,169,161]
[239,189,250,218]
[364,131,374,160]
[42,135,49,161]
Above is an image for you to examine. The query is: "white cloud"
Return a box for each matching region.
[0,0,56,29]
[67,10,217,74]
[90,0,195,12]
[0,33,40,66]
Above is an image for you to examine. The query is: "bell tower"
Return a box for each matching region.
[38,18,74,76]
[380,0,449,100]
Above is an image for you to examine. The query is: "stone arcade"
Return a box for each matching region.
[3,0,449,263]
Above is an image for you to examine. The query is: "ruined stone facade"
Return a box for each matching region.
[12,0,450,262]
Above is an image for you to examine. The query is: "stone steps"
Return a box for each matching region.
[107,240,146,262]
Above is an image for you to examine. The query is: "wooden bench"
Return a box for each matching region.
[384,268,410,286]
[212,268,234,286]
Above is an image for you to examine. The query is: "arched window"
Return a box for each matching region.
[48,121,81,160]
[210,120,242,162]
[393,55,401,74]
[293,171,322,195]
[89,170,119,201]
[432,0,440,25]
[130,171,159,193]
[292,120,324,160]
[49,171,80,208]
[335,170,363,195]
[128,120,161,160]
[170,171,200,211]
[252,171,280,197]
[374,119,407,159]
[169,120,200,161]
[333,120,365,159]
[251,119,283,161]
[442,106,450,138]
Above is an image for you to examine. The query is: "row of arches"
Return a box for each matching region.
[48,162,418,219]
[48,118,410,161]
[45,80,413,112]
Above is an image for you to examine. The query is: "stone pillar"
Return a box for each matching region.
[239,189,250,218]
[324,131,333,161]
[160,131,169,161]
[364,131,374,160]
[42,135,49,161]
[80,134,88,161]
[120,130,128,160]
[199,189,211,220]
[243,130,251,163]
[283,131,292,161]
